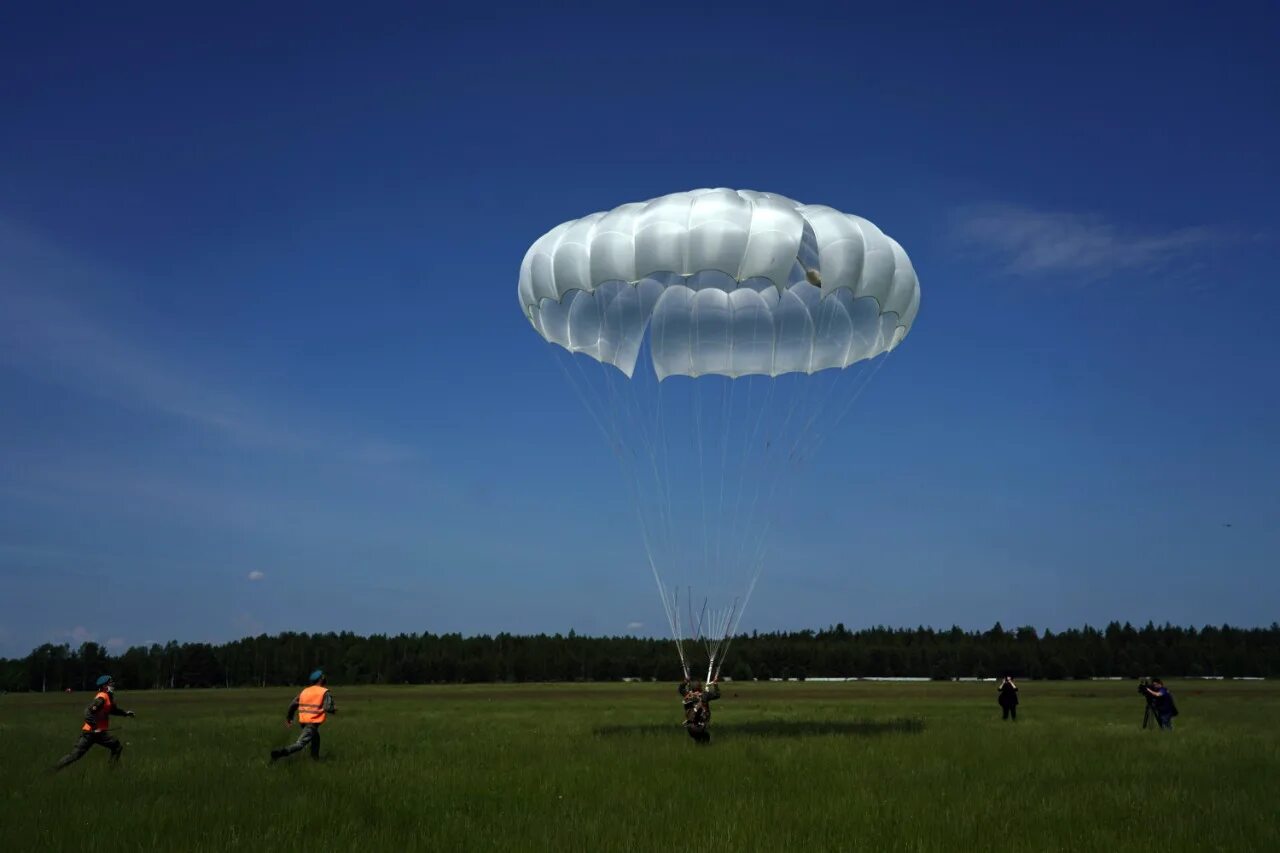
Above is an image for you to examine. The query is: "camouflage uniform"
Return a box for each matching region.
[679,681,721,744]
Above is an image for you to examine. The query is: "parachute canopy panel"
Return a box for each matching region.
[519,189,920,379]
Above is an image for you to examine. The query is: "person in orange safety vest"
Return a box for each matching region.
[55,674,136,770]
[270,669,337,762]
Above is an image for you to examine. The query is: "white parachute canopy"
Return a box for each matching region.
[520,189,921,681]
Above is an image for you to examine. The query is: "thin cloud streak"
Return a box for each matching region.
[0,219,419,466]
[951,203,1227,278]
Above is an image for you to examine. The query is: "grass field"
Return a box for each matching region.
[2,680,1277,852]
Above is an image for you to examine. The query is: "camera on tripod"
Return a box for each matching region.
[1136,677,1170,729]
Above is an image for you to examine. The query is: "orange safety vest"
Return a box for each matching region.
[297,685,328,724]
[82,690,113,732]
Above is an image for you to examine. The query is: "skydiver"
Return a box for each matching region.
[679,678,721,744]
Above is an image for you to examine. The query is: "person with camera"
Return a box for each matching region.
[1141,678,1178,730]
[997,675,1019,721]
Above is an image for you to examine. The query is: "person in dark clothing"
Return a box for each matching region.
[997,675,1019,721]
[55,675,135,770]
[270,670,338,762]
[679,678,721,744]
[1141,678,1178,731]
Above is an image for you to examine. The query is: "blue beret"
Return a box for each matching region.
[309,669,324,683]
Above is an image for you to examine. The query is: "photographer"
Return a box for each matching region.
[997,675,1019,721]
[1141,678,1178,731]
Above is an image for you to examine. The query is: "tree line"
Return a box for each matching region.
[2,621,1277,691]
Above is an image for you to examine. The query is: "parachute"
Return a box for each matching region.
[520,189,920,682]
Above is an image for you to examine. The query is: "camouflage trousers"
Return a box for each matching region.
[279,724,323,759]
[684,718,712,744]
[56,730,123,769]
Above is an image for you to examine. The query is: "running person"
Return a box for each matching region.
[55,675,135,770]
[270,670,337,762]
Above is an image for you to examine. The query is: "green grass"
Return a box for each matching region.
[2,680,1277,851]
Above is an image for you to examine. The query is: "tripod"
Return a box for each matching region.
[1141,692,1171,730]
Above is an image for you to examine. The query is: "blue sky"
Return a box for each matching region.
[2,2,1277,656]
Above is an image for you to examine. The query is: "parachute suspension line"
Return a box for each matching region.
[600,350,670,598]
[731,371,834,611]
[783,354,871,470]
[731,371,813,598]
[653,371,680,629]
[552,310,898,687]
[722,598,743,671]
[693,596,709,646]
[557,347,685,670]
[726,373,776,632]
[806,350,893,461]
[728,312,776,617]
[553,350,621,460]
[701,373,786,669]
[668,585,689,681]
[784,299,897,469]
[593,354,692,675]
[649,322,683,622]
[599,331,676,623]
[735,358,885,594]
[701,596,742,683]
[693,371,710,614]
[739,290,895,572]
[713,376,734,611]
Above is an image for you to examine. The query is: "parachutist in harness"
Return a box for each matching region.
[523,192,920,715]
[679,679,721,744]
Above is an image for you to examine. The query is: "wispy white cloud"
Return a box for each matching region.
[1,224,287,446]
[247,570,266,581]
[4,452,438,546]
[626,621,644,631]
[0,218,419,465]
[105,637,127,650]
[950,203,1228,278]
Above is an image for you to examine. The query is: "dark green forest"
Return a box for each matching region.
[3,622,1277,691]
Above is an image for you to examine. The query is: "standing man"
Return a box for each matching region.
[55,675,135,770]
[998,675,1019,721]
[270,670,337,762]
